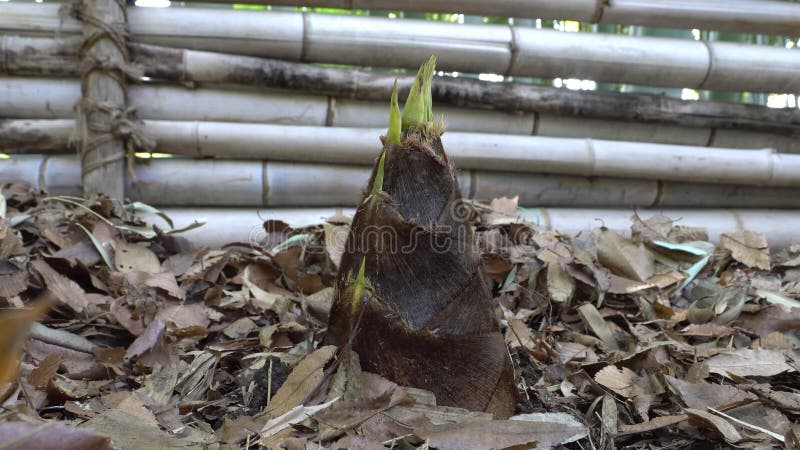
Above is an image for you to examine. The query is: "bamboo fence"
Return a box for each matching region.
[192,0,800,37]
[7,155,800,210]
[4,120,800,187]
[4,37,800,136]
[2,79,800,154]
[145,207,800,249]
[1,4,799,93]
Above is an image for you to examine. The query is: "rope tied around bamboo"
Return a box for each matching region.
[71,0,152,199]
[74,98,154,178]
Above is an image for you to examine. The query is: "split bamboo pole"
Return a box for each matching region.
[189,0,800,37]
[5,38,798,136]
[74,0,129,200]
[3,120,800,188]
[142,207,800,249]
[2,4,799,93]
[7,154,800,209]
[3,80,800,153]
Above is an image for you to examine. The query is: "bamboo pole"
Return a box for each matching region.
[74,0,129,200]
[5,120,800,188]
[2,4,799,93]
[186,0,800,37]
[4,80,800,154]
[8,154,800,209]
[142,207,800,249]
[4,38,798,136]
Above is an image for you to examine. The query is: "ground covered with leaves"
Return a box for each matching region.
[1,182,799,449]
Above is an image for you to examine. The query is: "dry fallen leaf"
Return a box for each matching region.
[720,230,770,270]
[114,242,161,274]
[596,228,655,282]
[31,260,89,313]
[685,408,742,443]
[0,421,113,450]
[264,345,337,418]
[705,348,794,378]
[414,412,587,450]
[0,297,53,386]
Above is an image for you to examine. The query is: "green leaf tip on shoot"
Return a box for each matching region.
[371,150,387,196]
[351,256,367,310]
[386,80,401,145]
[401,55,436,131]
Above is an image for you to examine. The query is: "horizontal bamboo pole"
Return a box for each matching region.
[7,154,800,209]
[143,207,800,249]
[3,79,800,154]
[2,4,799,93]
[4,120,800,187]
[4,37,798,136]
[194,0,800,37]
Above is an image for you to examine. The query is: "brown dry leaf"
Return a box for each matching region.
[685,408,742,443]
[264,345,337,419]
[705,348,795,378]
[414,412,587,450]
[577,304,619,351]
[596,228,655,282]
[486,196,519,224]
[0,224,24,260]
[664,376,756,410]
[594,365,656,420]
[27,353,62,389]
[92,347,125,374]
[102,392,160,428]
[323,223,348,269]
[631,214,672,244]
[156,303,214,333]
[114,242,161,274]
[316,370,411,439]
[0,269,28,298]
[607,274,654,294]
[223,317,258,339]
[720,230,770,270]
[0,421,113,450]
[0,297,53,386]
[504,319,536,351]
[786,424,800,449]
[302,287,333,324]
[32,260,89,313]
[746,384,800,413]
[81,409,198,449]
[143,272,185,300]
[124,319,166,363]
[679,323,736,338]
[330,435,385,450]
[546,261,575,304]
[736,305,800,338]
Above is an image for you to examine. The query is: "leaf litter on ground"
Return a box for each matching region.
[0,184,799,449]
